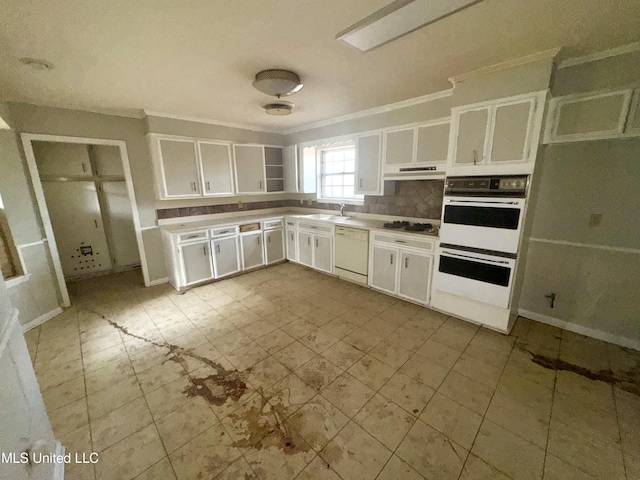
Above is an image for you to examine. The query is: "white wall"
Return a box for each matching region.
[0,128,60,327]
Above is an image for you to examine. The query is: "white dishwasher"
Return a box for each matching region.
[334,226,369,285]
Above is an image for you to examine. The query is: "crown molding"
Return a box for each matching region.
[448,47,562,86]
[281,88,453,135]
[557,41,640,69]
[143,110,283,134]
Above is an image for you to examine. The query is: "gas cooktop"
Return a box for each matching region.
[382,221,434,232]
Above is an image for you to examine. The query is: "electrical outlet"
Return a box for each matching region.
[300,199,304,205]
[306,199,312,206]
[588,213,602,227]
[238,201,243,209]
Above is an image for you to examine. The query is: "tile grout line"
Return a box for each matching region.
[454,327,517,480]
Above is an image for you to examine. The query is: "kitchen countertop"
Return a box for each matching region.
[160,210,439,238]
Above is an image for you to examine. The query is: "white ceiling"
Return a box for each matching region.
[1,0,639,132]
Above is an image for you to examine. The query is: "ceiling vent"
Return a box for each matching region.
[263,101,294,116]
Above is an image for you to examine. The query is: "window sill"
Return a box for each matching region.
[5,273,31,288]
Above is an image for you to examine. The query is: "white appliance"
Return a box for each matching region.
[334,226,369,285]
[433,246,516,308]
[439,176,528,255]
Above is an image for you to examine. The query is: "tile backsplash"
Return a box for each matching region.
[156,180,444,220]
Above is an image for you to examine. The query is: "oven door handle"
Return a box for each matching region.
[440,250,513,266]
[445,199,522,206]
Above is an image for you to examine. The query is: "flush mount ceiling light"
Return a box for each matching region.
[337,0,484,52]
[263,101,294,116]
[20,57,54,70]
[253,69,303,98]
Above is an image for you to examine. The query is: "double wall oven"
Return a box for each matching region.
[433,175,528,309]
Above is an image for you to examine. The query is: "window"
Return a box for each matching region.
[319,146,363,201]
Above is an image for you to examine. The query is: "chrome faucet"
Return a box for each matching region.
[339,203,346,216]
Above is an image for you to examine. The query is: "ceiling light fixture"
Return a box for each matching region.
[263,101,295,116]
[20,57,54,70]
[337,0,484,52]
[253,69,303,98]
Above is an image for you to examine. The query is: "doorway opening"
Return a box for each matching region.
[21,134,150,307]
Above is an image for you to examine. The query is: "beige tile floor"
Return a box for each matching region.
[24,263,640,480]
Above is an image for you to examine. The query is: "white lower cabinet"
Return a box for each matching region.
[398,251,432,304]
[181,241,213,286]
[370,246,398,294]
[297,232,313,267]
[295,221,334,274]
[369,232,435,306]
[241,231,265,270]
[285,220,297,261]
[212,235,241,279]
[264,229,285,264]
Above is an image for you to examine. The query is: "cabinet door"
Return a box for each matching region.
[489,100,534,163]
[33,142,92,177]
[416,122,450,164]
[370,245,398,294]
[241,231,264,270]
[199,142,233,196]
[234,145,266,193]
[265,229,285,264]
[313,235,332,273]
[283,145,298,193]
[297,232,313,267]
[398,252,432,305]
[355,133,382,195]
[181,242,213,285]
[91,145,124,176]
[286,228,297,261]
[158,138,201,197]
[384,128,414,165]
[453,108,489,165]
[212,236,240,279]
[555,91,629,138]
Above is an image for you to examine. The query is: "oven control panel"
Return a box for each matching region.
[445,175,528,196]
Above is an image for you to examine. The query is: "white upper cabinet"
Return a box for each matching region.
[545,87,640,143]
[283,145,298,193]
[234,144,266,194]
[448,91,546,175]
[33,142,93,177]
[198,141,234,196]
[264,147,284,193]
[157,138,201,197]
[383,119,450,179]
[355,132,382,195]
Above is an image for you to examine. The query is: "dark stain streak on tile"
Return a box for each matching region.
[92,307,311,456]
[528,351,640,396]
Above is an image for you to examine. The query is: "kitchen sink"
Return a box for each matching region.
[302,214,352,222]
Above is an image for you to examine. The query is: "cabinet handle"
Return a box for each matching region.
[82,163,87,173]
[315,238,318,247]
[395,240,406,244]
[206,181,210,191]
[405,257,408,268]
[257,236,261,245]
[307,237,310,246]
[216,244,221,254]
[290,233,294,241]
[359,178,363,188]
[390,253,393,265]
[94,219,98,229]
[259,180,262,190]
[473,149,478,166]
[268,236,271,243]
[203,245,207,256]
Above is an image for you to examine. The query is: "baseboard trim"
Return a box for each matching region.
[22,307,63,332]
[146,277,169,287]
[53,441,65,480]
[518,309,640,351]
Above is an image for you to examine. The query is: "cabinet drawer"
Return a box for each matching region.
[178,230,209,243]
[263,219,284,230]
[285,219,296,228]
[298,222,332,234]
[239,223,261,233]
[211,225,239,237]
[371,232,435,252]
